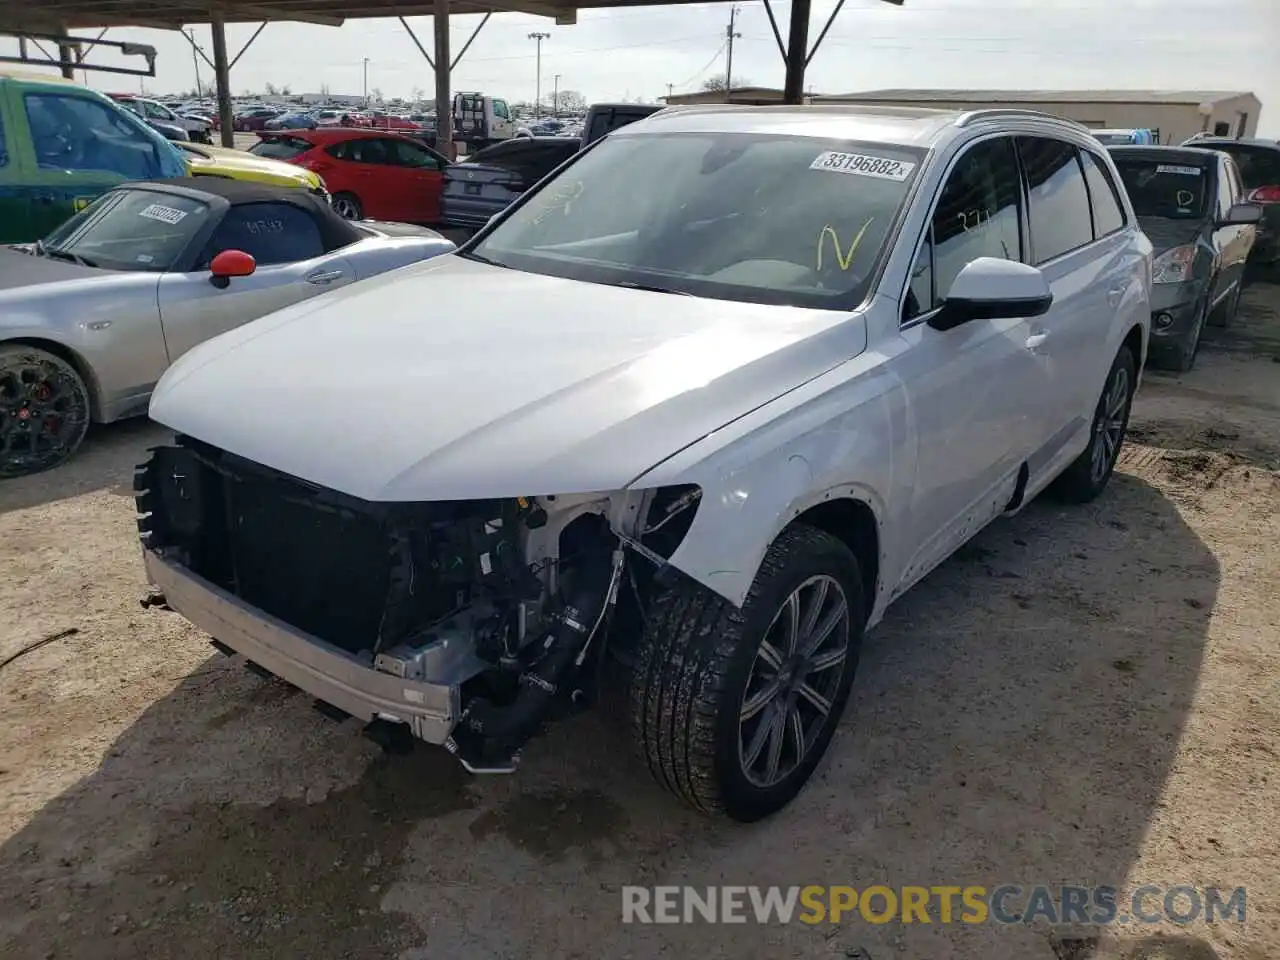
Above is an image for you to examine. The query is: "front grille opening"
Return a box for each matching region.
[141,440,509,657]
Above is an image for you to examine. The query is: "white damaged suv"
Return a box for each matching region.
[136,105,1151,821]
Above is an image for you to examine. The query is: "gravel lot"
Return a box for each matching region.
[1,279,1278,960]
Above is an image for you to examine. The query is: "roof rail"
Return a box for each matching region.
[955,108,1089,131]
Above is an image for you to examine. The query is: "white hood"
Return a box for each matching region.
[149,255,866,501]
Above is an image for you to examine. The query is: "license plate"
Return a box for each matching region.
[464,183,483,195]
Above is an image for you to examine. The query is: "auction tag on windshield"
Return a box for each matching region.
[137,203,189,224]
[1156,164,1203,176]
[811,151,916,181]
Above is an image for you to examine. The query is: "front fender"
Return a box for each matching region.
[630,348,902,610]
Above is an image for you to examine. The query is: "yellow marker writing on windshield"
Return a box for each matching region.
[817,217,875,272]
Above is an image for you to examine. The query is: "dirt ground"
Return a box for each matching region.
[2,281,1279,960]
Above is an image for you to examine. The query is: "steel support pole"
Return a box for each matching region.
[782,0,811,104]
[434,0,454,160]
[210,18,235,147]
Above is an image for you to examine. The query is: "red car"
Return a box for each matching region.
[249,128,449,223]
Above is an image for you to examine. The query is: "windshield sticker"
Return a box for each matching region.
[135,253,155,263]
[817,218,876,272]
[1156,164,1203,177]
[811,151,916,181]
[1176,190,1196,208]
[138,203,189,224]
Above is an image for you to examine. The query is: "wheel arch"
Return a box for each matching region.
[785,496,881,620]
[2,337,104,422]
[1122,321,1146,373]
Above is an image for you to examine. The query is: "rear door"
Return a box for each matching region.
[1015,137,1123,468]
[158,200,356,361]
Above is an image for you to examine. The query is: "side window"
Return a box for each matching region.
[1080,150,1127,238]
[492,100,510,120]
[1017,137,1094,264]
[326,140,353,161]
[144,101,170,120]
[203,202,325,267]
[1216,163,1234,217]
[24,93,163,178]
[0,106,7,168]
[387,139,440,170]
[1224,159,1245,202]
[906,136,1022,318]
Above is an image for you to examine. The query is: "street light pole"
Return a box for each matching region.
[528,32,549,117]
[362,57,370,106]
[724,5,741,103]
[187,28,201,98]
[553,74,560,117]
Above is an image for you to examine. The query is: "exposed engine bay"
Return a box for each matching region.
[134,436,700,772]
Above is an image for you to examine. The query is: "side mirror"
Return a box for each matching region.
[928,257,1053,332]
[209,249,256,288]
[1219,202,1264,227]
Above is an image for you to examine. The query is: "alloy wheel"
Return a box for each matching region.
[738,574,851,788]
[0,356,87,477]
[1090,364,1130,485]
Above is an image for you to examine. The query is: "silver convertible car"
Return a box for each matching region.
[0,177,455,478]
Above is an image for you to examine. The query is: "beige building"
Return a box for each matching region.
[662,88,1262,145]
[811,90,1262,144]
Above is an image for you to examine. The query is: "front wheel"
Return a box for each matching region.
[628,524,864,821]
[0,345,91,479]
[1048,343,1137,503]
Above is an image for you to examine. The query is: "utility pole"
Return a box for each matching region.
[666,82,674,101]
[553,73,560,117]
[187,28,201,97]
[724,5,742,103]
[528,32,549,117]
[362,57,370,106]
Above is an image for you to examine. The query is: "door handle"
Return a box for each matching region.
[306,269,345,285]
[1025,332,1050,352]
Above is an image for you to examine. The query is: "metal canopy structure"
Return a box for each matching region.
[1,0,905,152]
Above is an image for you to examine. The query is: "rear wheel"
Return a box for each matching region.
[1048,343,1136,503]
[628,524,864,821]
[331,192,363,220]
[0,345,91,479]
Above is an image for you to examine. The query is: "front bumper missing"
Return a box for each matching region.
[144,549,460,743]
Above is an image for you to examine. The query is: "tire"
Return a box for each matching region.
[0,345,91,479]
[1048,343,1137,504]
[1208,280,1241,328]
[331,192,363,220]
[628,524,864,822]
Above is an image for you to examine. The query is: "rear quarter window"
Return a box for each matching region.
[1080,150,1127,237]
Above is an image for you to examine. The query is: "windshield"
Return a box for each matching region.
[1112,158,1209,219]
[42,189,211,271]
[250,135,313,160]
[468,132,924,309]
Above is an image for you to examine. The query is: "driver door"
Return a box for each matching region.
[893,135,1041,591]
[158,200,356,362]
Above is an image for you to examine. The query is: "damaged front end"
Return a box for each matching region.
[134,437,700,772]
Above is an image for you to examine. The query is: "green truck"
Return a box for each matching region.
[0,68,188,243]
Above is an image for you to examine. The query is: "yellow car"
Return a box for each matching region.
[177,141,329,200]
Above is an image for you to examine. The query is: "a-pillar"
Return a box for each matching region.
[210,17,236,148]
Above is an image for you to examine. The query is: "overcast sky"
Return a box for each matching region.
[5,0,1276,132]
